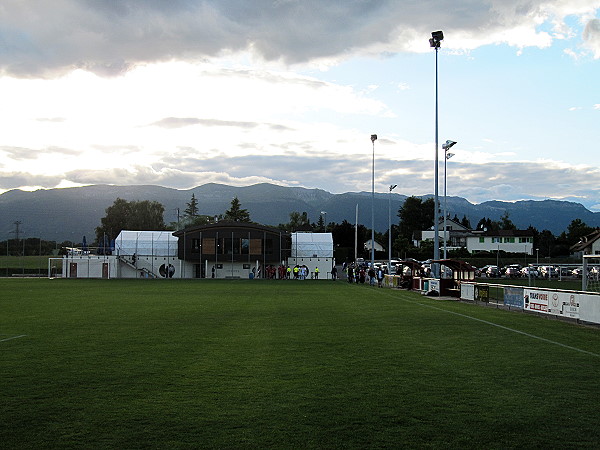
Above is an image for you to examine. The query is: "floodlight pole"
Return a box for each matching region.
[388,184,397,273]
[442,141,456,259]
[371,134,377,269]
[430,31,444,279]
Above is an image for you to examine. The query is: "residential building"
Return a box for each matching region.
[570,229,600,257]
[418,218,534,254]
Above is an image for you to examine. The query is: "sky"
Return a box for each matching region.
[0,0,599,212]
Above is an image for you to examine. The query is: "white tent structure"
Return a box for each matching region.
[114,230,178,257]
[291,232,333,257]
[60,230,179,279]
[288,232,334,279]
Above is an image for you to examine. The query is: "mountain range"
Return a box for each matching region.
[1,183,599,242]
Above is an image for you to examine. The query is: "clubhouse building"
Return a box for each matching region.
[59,223,334,280]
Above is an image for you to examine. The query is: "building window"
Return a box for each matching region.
[191,238,201,253]
[250,239,262,255]
[241,238,250,255]
[479,237,485,243]
[202,238,215,254]
[265,238,274,255]
[504,237,515,243]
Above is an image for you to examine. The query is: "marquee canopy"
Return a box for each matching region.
[114,230,178,257]
[291,232,333,258]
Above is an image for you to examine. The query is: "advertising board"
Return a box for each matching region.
[524,288,580,319]
[504,286,524,309]
[461,283,475,301]
[475,285,489,303]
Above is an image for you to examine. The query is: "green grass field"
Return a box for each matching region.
[1,279,599,449]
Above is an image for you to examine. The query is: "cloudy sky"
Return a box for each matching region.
[0,0,599,211]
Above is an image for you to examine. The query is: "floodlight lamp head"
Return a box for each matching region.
[446,152,455,160]
[430,30,444,48]
[442,139,457,150]
[371,134,378,142]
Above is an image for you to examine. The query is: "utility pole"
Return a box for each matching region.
[11,221,22,256]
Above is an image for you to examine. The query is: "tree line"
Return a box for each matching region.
[4,194,595,258]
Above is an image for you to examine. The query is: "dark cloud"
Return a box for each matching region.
[147,150,600,210]
[0,172,64,190]
[583,18,600,56]
[0,0,593,77]
[3,153,598,210]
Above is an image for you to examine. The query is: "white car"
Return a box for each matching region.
[521,267,539,278]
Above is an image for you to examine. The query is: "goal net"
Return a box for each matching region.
[583,255,600,293]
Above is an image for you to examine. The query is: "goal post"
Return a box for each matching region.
[582,255,600,292]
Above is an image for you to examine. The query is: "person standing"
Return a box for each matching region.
[368,266,375,286]
[314,267,320,279]
[377,267,384,288]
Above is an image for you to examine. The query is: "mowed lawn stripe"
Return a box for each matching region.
[1,279,599,448]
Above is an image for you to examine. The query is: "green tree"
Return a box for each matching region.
[397,196,435,243]
[184,193,199,218]
[317,214,325,232]
[499,211,517,230]
[223,197,251,222]
[476,217,499,232]
[537,229,555,258]
[566,219,594,246]
[95,198,166,242]
[460,215,471,229]
[279,211,311,232]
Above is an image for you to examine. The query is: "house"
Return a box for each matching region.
[570,229,600,258]
[418,218,534,255]
[420,217,472,250]
[466,229,534,255]
[364,239,385,252]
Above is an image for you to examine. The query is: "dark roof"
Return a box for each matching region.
[173,221,287,237]
[570,229,600,252]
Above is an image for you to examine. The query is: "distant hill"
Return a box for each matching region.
[0,183,599,242]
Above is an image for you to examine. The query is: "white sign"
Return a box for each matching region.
[524,289,580,319]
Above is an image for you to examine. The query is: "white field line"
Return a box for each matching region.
[0,335,27,343]
[383,292,600,358]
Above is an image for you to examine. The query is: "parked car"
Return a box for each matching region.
[558,267,573,277]
[504,264,522,278]
[539,266,557,278]
[572,267,584,278]
[485,265,500,278]
[521,266,539,278]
